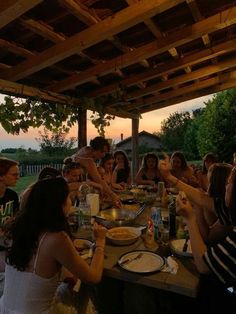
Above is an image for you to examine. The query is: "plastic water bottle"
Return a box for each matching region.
[151,207,162,240]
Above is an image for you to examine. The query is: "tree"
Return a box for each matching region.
[36,128,77,156]
[196,88,236,162]
[183,109,204,160]
[156,111,192,152]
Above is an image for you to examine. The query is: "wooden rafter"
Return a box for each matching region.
[47,7,236,93]
[88,39,236,99]
[0,78,138,119]
[0,0,43,29]
[1,0,185,81]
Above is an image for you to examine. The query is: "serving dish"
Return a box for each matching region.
[106,227,141,245]
[170,239,192,257]
[95,204,145,228]
[118,250,165,273]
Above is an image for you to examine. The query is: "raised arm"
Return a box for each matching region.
[79,158,120,205]
[159,154,214,212]
[53,223,107,284]
[176,195,209,274]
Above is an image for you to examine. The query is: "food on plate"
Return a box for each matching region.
[108,229,137,239]
[73,239,91,253]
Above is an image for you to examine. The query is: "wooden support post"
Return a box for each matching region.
[131,118,139,184]
[78,108,87,148]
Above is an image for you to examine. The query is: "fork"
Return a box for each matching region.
[119,252,143,266]
[182,235,189,252]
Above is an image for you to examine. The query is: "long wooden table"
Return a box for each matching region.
[100,199,200,299]
[103,237,199,298]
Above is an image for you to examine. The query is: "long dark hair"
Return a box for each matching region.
[142,153,159,171]
[113,150,130,172]
[5,177,70,271]
[171,151,188,170]
[208,163,232,198]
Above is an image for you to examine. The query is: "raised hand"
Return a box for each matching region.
[158,153,171,179]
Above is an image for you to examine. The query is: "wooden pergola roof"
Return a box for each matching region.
[1,0,236,119]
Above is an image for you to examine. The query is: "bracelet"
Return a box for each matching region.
[95,245,105,252]
[172,178,179,187]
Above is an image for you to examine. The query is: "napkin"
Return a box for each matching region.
[161,256,178,274]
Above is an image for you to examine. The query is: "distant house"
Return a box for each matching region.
[115,130,161,157]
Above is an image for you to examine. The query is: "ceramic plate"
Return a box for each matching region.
[170,239,192,257]
[73,238,93,255]
[118,250,165,273]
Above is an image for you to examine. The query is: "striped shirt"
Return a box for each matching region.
[203,227,236,285]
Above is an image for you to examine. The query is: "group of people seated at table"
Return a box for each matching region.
[0,137,236,313]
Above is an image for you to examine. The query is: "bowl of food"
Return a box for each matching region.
[106,226,141,245]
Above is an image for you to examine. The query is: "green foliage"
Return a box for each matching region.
[156,111,192,151]
[0,96,81,134]
[36,128,77,156]
[183,109,203,160]
[196,89,236,161]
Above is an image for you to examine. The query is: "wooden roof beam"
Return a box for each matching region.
[0,78,137,119]
[47,6,236,93]
[58,0,100,25]
[20,18,100,66]
[127,55,236,100]
[127,70,236,110]
[186,0,211,47]
[0,0,43,29]
[0,38,35,58]
[87,39,236,99]
[139,71,236,113]
[61,0,149,73]
[1,0,186,81]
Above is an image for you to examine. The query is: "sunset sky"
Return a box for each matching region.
[0,93,213,150]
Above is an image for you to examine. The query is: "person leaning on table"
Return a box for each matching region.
[175,166,236,313]
[0,176,107,313]
[72,136,121,206]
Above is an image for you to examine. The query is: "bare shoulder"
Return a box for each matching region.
[45,231,71,247]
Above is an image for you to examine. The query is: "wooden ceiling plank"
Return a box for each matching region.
[0,0,43,29]
[1,0,186,81]
[127,70,236,110]
[88,39,236,98]
[0,38,35,58]
[0,78,136,118]
[186,0,211,47]
[20,17,99,66]
[47,6,236,93]
[20,18,66,43]
[59,0,100,25]
[127,55,236,100]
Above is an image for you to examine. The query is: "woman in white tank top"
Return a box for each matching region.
[0,177,107,313]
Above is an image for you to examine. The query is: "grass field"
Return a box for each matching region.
[13,175,37,194]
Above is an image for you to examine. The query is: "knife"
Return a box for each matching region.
[119,252,143,266]
[182,235,189,252]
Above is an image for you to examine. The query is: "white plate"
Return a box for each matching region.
[170,239,192,257]
[118,250,165,273]
[73,238,93,255]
